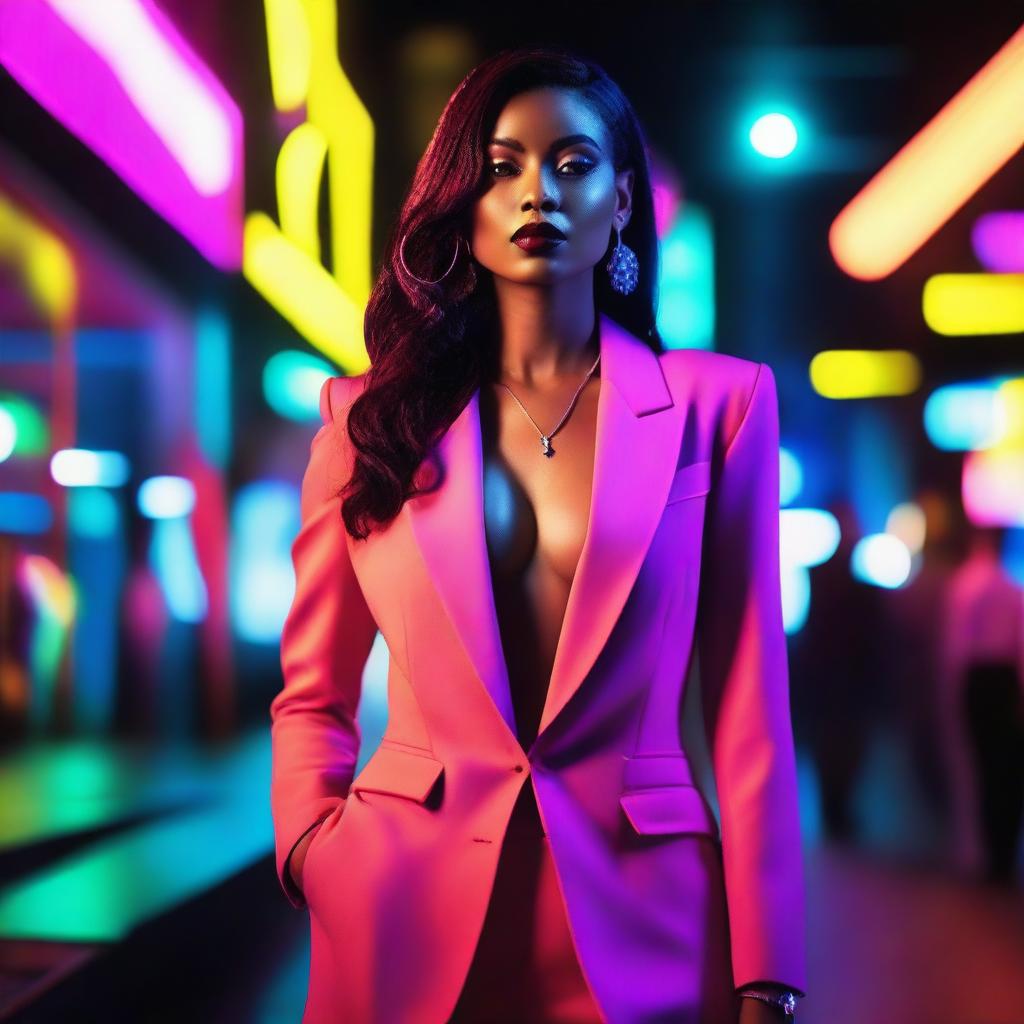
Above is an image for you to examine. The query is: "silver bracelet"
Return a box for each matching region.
[738,987,798,1017]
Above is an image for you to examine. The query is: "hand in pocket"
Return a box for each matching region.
[288,816,329,894]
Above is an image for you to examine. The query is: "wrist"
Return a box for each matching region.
[288,820,325,887]
[737,984,801,1018]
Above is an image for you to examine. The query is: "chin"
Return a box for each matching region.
[484,263,556,284]
[514,257,573,277]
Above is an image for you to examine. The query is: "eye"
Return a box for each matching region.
[487,158,596,178]
[558,159,595,176]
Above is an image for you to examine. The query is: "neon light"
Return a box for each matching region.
[264,0,312,112]
[923,380,1008,450]
[20,554,75,725]
[962,449,1024,527]
[137,476,196,519]
[305,0,374,307]
[150,517,207,623]
[277,122,329,262]
[649,159,682,238]
[231,480,300,643]
[749,112,799,159]
[972,211,1024,272]
[20,554,76,627]
[0,0,244,268]
[0,394,50,456]
[263,350,333,422]
[0,408,15,462]
[829,24,1024,280]
[780,508,841,568]
[809,349,921,398]
[243,0,374,366]
[781,564,810,635]
[0,192,77,322]
[779,447,803,506]
[47,0,232,194]
[244,211,369,371]
[923,273,1024,335]
[656,201,715,350]
[886,502,926,556]
[997,377,1024,444]
[51,449,131,487]
[195,306,232,469]
[851,533,913,588]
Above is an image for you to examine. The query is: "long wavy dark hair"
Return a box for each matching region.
[341,45,664,540]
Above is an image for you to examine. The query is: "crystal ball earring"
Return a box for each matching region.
[605,222,639,295]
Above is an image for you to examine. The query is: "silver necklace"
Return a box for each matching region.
[496,352,601,458]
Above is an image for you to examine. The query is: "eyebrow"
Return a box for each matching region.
[488,133,602,154]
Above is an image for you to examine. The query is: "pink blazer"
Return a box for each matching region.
[270,312,808,1023]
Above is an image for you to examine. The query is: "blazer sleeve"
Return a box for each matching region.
[270,375,379,909]
[694,361,808,997]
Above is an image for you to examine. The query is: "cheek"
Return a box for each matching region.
[471,194,507,254]
[573,216,614,266]
[570,181,616,253]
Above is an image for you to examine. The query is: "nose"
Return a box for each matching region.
[522,191,559,213]
[520,166,559,213]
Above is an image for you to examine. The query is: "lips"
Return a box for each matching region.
[510,222,567,243]
[511,222,567,254]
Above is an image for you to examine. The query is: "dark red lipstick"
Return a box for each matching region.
[511,220,567,253]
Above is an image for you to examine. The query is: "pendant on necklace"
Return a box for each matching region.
[541,435,555,458]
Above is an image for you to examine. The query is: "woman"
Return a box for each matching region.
[270,46,808,1023]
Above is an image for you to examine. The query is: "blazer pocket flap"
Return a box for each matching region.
[351,744,444,802]
[665,460,711,505]
[622,752,696,789]
[619,785,718,837]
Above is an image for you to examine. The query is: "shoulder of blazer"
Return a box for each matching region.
[321,372,370,427]
[311,374,369,496]
[658,348,764,452]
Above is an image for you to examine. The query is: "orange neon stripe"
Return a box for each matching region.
[830,23,1024,281]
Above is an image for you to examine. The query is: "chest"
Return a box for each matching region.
[481,379,601,587]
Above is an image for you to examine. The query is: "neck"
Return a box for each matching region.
[488,274,599,388]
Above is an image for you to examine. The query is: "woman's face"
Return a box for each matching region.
[471,87,634,286]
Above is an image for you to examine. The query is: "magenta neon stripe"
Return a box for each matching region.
[0,0,244,268]
[972,211,1024,272]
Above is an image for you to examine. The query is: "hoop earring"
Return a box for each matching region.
[606,222,639,295]
[399,231,462,286]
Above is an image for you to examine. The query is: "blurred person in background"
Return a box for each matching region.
[790,499,891,842]
[885,488,963,854]
[942,523,1024,885]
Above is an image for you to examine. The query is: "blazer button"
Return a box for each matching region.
[513,764,524,773]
